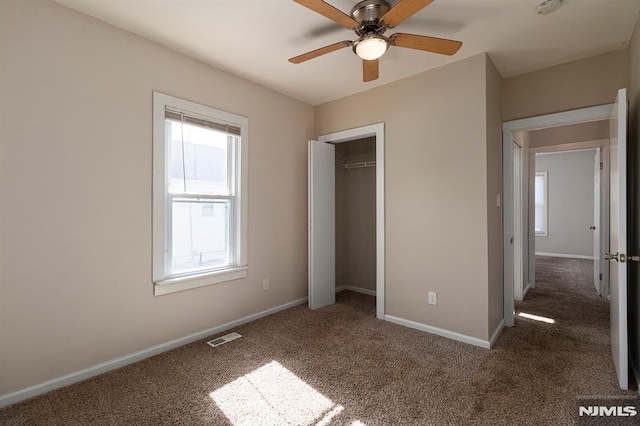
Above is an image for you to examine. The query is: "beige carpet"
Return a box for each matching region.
[0,257,635,425]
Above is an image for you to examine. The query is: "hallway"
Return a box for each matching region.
[472,256,635,423]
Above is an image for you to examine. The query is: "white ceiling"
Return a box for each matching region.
[52,0,640,106]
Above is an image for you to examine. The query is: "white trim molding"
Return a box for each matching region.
[385,315,491,349]
[502,103,614,328]
[335,285,377,297]
[489,320,505,348]
[152,92,249,296]
[319,122,385,320]
[0,297,307,409]
[535,252,595,260]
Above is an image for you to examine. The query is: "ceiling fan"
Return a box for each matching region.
[289,0,463,82]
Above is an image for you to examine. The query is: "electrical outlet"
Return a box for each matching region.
[262,278,270,291]
[428,292,437,306]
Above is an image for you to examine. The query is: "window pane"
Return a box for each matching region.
[167,119,232,195]
[534,175,544,205]
[534,173,546,234]
[535,205,543,232]
[171,200,230,274]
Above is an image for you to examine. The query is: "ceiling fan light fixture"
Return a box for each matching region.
[354,34,389,60]
[289,0,464,82]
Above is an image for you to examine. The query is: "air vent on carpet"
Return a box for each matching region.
[207,332,242,348]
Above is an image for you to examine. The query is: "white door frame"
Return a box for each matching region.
[318,123,385,320]
[502,104,614,326]
[513,142,524,301]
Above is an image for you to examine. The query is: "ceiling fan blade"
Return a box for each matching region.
[363,59,379,82]
[294,0,360,29]
[289,41,352,64]
[382,0,435,28]
[390,33,462,56]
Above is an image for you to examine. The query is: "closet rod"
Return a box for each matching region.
[337,161,376,170]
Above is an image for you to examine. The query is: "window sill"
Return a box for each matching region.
[154,267,247,296]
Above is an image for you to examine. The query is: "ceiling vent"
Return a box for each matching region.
[536,0,562,15]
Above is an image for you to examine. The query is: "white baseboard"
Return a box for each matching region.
[535,252,594,260]
[489,320,505,348]
[0,297,308,409]
[384,315,491,349]
[336,285,376,297]
[522,284,530,298]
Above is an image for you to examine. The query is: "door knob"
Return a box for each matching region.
[605,252,620,262]
[606,253,640,263]
[589,226,596,230]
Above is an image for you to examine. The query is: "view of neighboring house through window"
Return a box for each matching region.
[167,113,233,273]
[535,171,548,236]
[153,92,248,295]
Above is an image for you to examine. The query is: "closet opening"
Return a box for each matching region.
[309,122,385,319]
[335,137,377,300]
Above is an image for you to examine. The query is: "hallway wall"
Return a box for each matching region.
[534,150,596,258]
[503,50,629,121]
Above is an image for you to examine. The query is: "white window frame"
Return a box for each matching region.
[534,171,548,237]
[152,92,248,295]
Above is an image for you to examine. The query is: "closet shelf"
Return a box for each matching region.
[337,161,376,170]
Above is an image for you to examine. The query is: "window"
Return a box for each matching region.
[534,171,548,236]
[153,92,248,295]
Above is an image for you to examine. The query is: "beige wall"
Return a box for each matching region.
[528,121,609,148]
[486,57,503,335]
[335,138,376,293]
[316,54,493,341]
[503,50,629,121]
[535,151,596,257]
[628,15,640,379]
[0,0,314,396]
[4,0,637,402]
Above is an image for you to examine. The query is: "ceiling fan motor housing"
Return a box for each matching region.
[351,0,391,30]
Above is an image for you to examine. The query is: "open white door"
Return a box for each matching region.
[308,140,335,309]
[593,149,601,294]
[607,88,628,390]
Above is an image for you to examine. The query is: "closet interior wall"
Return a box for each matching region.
[335,137,377,294]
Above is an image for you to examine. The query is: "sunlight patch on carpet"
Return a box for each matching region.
[210,360,346,425]
[517,312,556,324]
